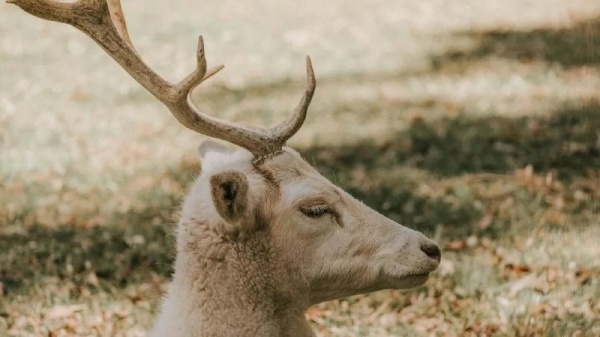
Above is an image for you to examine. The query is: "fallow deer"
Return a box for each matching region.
[8,1,442,336]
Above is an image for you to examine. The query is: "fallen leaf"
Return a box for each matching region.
[465,235,478,247]
[438,259,455,277]
[128,293,144,304]
[45,304,85,320]
[446,240,466,251]
[507,274,541,296]
[477,214,494,229]
[573,269,591,285]
[86,271,99,287]
[505,263,531,276]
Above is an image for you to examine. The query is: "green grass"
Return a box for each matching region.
[1,0,600,336]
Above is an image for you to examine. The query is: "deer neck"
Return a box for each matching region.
[165,221,314,337]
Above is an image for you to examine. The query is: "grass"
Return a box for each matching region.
[1,0,600,336]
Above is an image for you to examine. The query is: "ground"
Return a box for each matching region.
[0,0,599,336]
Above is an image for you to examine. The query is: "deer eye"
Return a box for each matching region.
[300,204,331,218]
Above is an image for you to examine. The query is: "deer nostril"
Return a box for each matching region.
[421,242,441,263]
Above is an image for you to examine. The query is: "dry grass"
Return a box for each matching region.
[1,0,599,336]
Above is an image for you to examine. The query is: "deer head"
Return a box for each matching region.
[9,0,440,334]
[192,144,441,306]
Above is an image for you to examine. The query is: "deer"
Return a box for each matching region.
[8,0,442,336]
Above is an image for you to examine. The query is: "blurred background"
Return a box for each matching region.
[1,0,599,336]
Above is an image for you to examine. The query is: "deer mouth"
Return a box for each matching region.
[380,262,434,289]
[307,269,431,305]
[399,272,430,286]
[382,272,430,289]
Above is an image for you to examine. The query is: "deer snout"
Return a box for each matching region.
[420,239,441,265]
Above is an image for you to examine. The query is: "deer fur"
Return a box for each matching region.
[150,143,440,337]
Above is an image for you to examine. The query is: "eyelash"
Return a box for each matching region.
[300,205,331,218]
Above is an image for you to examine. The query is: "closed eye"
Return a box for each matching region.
[300,204,331,218]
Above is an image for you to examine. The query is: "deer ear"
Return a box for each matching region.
[210,170,249,237]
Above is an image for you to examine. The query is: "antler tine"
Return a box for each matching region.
[9,0,317,164]
[106,0,135,53]
[270,56,316,144]
[175,36,224,98]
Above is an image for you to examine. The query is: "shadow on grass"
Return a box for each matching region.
[0,221,172,293]
[433,16,600,67]
[0,163,202,296]
[304,102,600,180]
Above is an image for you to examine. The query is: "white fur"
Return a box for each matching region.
[150,144,440,336]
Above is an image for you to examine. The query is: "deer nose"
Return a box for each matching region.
[420,241,441,264]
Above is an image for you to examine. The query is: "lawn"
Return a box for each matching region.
[1,0,599,336]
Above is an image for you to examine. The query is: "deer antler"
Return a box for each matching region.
[8,0,316,163]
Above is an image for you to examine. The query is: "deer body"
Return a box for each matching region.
[9,1,441,336]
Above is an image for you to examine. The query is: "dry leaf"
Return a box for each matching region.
[466,235,478,247]
[507,274,542,296]
[505,263,531,276]
[45,304,85,320]
[478,214,494,229]
[438,259,456,277]
[446,240,466,251]
[573,269,592,285]
[128,294,144,304]
[86,271,99,287]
